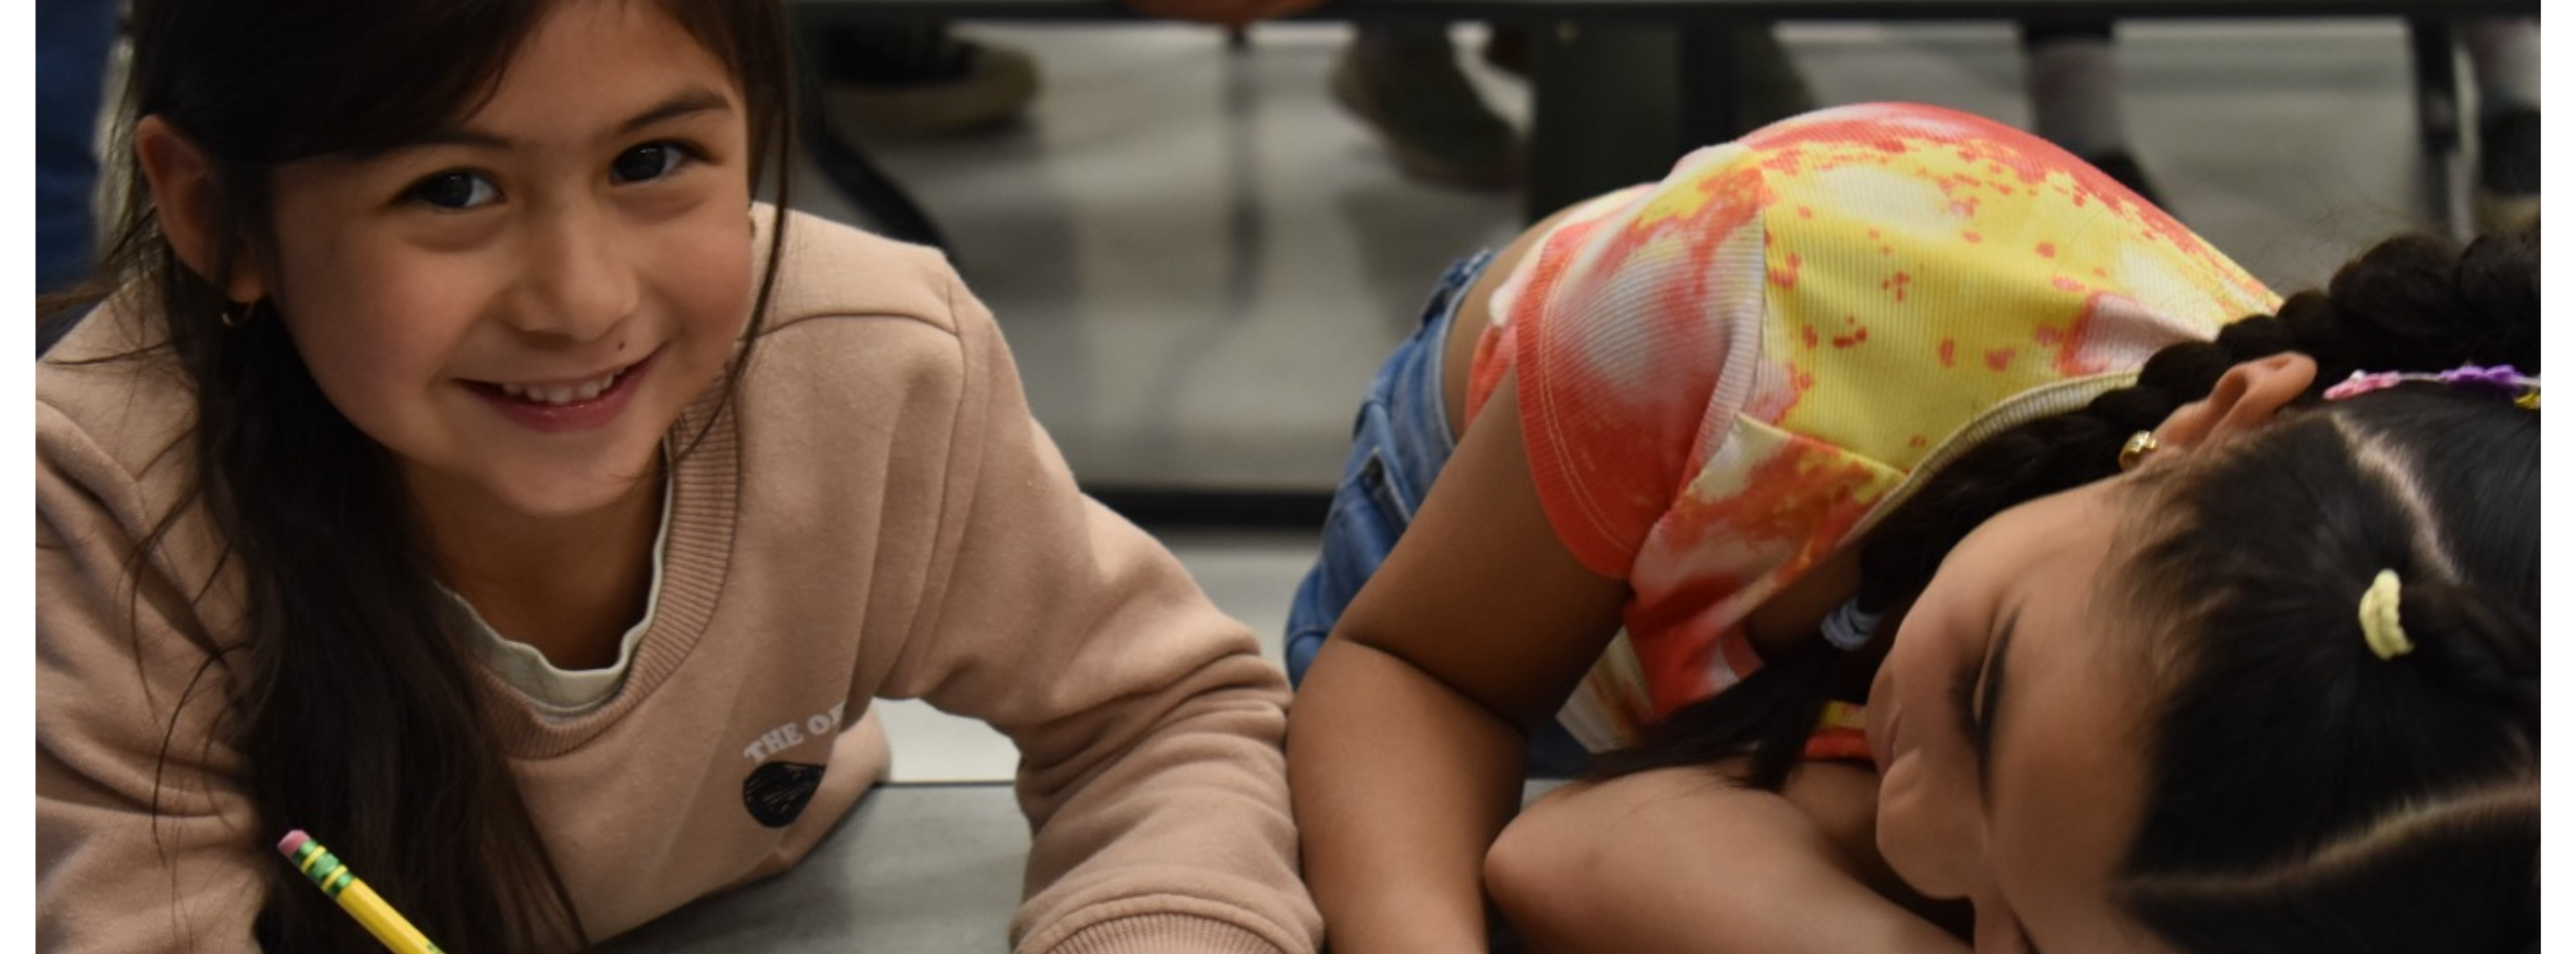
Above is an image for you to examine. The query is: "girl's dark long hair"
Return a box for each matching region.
[1590,224,2539,949]
[45,1,797,950]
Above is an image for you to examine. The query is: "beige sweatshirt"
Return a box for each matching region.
[36,210,1321,954]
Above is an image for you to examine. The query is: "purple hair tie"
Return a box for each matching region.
[1819,599,1881,653]
[2323,364,2539,409]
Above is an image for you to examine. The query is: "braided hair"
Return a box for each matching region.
[1589,223,2540,944]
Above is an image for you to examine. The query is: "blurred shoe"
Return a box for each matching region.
[2475,108,2540,234]
[1481,25,1531,78]
[1331,36,1523,190]
[2083,151,2164,209]
[821,24,1038,140]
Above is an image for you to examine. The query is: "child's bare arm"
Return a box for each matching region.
[1289,372,1630,954]
[1485,764,1967,954]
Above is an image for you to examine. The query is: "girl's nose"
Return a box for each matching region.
[508,203,639,342]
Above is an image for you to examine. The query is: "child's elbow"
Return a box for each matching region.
[1484,785,1606,945]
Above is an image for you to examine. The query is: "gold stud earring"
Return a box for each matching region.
[2118,430,2159,471]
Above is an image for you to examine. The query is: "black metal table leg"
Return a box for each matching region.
[2406,16,2466,239]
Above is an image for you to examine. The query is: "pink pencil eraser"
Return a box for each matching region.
[278,830,309,857]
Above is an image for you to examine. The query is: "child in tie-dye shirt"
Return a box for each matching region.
[1285,102,2537,953]
[1287,101,2271,742]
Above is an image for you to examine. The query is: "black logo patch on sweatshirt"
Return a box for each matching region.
[743,760,826,828]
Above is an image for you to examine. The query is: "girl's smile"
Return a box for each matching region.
[465,349,657,433]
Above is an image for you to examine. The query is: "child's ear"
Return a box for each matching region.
[2148,353,2319,456]
[134,115,266,303]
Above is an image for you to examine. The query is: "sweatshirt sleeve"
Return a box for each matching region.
[36,400,269,954]
[868,272,1320,954]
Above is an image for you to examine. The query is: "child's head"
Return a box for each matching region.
[1862,227,2537,953]
[1869,368,2539,953]
[2113,377,2535,952]
[87,1,797,950]
[112,0,794,508]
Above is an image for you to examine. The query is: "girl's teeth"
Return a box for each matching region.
[499,370,619,405]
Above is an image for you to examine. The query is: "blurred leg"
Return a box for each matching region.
[2463,16,2538,232]
[2020,19,2159,205]
[1333,23,1523,190]
[817,22,1040,140]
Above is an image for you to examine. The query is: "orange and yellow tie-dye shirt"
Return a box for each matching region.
[1465,103,2279,750]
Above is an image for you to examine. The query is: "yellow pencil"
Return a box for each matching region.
[276,830,448,954]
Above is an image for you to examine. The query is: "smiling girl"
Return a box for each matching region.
[35,2,1318,952]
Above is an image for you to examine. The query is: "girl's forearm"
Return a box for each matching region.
[1288,638,1529,954]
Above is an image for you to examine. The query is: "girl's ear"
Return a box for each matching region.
[2149,353,2319,456]
[134,115,266,302]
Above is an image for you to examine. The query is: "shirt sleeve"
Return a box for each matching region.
[868,273,1320,954]
[1503,143,1775,580]
[37,402,269,954]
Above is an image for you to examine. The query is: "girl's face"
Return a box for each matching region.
[260,0,755,525]
[1864,477,2177,954]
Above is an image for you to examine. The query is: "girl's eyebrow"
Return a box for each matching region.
[406,87,737,151]
[1974,607,2018,805]
[613,88,736,136]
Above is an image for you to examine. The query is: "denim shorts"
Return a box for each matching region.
[1285,249,1589,776]
[1284,250,1484,683]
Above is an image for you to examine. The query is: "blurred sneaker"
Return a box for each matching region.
[821,24,1039,140]
[2475,108,2539,234]
[2084,151,2163,209]
[1330,33,1523,190]
[1481,25,1531,78]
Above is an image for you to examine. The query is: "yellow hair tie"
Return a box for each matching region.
[2358,570,2412,661]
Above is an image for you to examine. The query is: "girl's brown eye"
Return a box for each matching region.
[409,171,497,210]
[611,142,688,183]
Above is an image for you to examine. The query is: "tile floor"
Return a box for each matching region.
[789,18,2474,781]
